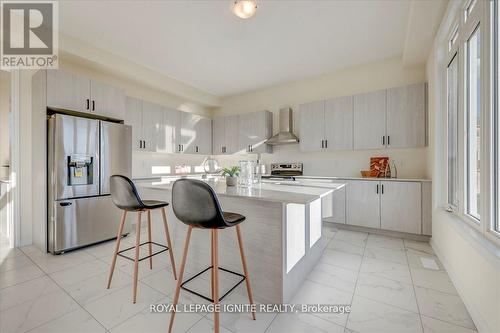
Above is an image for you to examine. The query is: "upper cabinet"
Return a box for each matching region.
[213,115,240,154]
[300,83,427,152]
[324,96,353,151]
[125,97,143,151]
[125,97,211,155]
[353,90,387,150]
[179,112,212,154]
[299,96,353,152]
[46,69,125,121]
[238,111,273,154]
[46,70,90,113]
[141,100,165,152]
[299,101,325,152]
[213,111,273,155]
[90,80,126,120]
[386,83,426,148]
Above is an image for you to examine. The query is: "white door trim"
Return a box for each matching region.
[10,69,20,248]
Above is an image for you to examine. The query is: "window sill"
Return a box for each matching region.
[439,207,500,265]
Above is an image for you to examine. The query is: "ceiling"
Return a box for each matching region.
[59,0,446,97]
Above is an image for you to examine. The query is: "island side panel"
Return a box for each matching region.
[282,198,328,303]
[139,187,284,304]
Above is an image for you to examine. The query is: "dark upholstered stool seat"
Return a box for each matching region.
[222,212,245,226]
[169,179,255,333]
[141,200,169,210]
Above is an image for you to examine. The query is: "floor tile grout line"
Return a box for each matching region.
[404,242,425,333]
[342,232,368,331]
[0,270,47,291]
[419,313,479,331]
[105,292,170,332]
[17,248,110,333]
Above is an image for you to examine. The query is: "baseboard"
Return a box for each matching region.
[327,222,431,242]
[430,238,492,333]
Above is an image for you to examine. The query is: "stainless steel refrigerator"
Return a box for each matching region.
[47,114,132,254]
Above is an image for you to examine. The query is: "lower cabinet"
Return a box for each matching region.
[380,181,421,234]
[344,179,426,235]
[346,180,381,229]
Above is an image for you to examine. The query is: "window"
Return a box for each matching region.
[466,24,481,221]
[442,0,500,242]
[447,53,459,209]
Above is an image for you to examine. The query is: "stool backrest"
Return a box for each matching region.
[172,179,225,228]
[109,175,143,211]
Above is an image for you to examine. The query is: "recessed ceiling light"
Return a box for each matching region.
[232,0,257,19]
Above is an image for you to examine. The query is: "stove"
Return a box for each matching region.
[261,163,303,181]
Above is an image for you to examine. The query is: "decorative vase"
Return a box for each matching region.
[226,176,237,186]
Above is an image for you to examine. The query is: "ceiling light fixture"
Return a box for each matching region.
[232,0,257,19]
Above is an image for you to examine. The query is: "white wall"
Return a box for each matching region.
[213,56,430,179]
[426,4,500,331]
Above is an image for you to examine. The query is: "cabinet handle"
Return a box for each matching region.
[387,136,390,146]
[86,99,90,110]
[381,184,384,194]
[92,100,95,111]
[321,140,324,148]
[325,140,328,148]
[143,140,146,149]
[382,136,385,146]
[139,141,142,149]
[376,184,379,194]
[196,146,199,153]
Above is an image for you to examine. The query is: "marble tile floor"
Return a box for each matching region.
[0,225,477,333]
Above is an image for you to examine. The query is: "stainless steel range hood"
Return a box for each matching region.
[266,107,299,145]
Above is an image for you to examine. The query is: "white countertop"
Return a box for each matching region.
[137,178,344,204]
[294,176,431,182]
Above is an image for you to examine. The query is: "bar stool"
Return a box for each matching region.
[107,175,177,303]
[168,179,255,333]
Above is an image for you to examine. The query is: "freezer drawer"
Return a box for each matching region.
[48,196,129,254]
[100,121,132,195]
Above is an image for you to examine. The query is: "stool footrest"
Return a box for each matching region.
[117,241,169,262]
[181,266,245,303]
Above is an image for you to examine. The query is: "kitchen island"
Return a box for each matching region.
[136,178,344,304]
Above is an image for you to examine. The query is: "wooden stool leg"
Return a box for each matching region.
[236,225,256,320]
[161,207,177,280]
[147,210,153,270]
[168,226,192,333]
[107,211,127,289]
[132,212,142,303]
[212,229,220,333]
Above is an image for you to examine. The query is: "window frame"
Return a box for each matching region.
[464,21,481,223]
[442,0,500,246]
[445,43,460,212]
[490,0,500,240]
